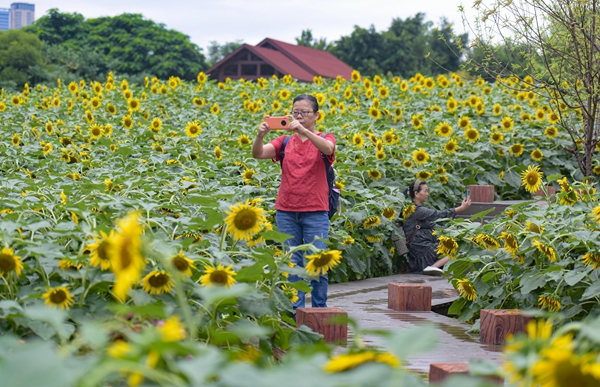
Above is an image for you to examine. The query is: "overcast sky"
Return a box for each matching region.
[27,0,479,51]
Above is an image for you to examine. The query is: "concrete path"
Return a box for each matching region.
[320,274,504,373]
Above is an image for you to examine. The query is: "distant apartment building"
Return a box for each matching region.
[9,2,34,29]
[0,8,9,30]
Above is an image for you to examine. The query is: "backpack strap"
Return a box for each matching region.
[320,133,331,170]
[279,135,292,167]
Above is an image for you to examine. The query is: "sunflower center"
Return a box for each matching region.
[527,173,539,185]
[49,290,67,304]
[210,271,228,284]
[313,255,333,268]
[0,254,16,272]
[148,273,169,287]
[97,241,110,261]
[173,257,189,271]
[234,209,258,231]
[119,236,133,269]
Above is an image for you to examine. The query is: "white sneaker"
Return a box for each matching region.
[423,266,444,276]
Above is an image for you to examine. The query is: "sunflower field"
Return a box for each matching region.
[0,69,599,386]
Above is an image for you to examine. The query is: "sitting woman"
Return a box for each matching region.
[402,179,471,276]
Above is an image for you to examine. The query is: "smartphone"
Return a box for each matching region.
[264,116,290,130]
[466,189,471,199]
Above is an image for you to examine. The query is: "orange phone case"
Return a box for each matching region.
[265,116,290,130]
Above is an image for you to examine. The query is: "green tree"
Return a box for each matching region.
[27,10,208,81]
[0,29,45,89]
[206,40,243,67]
[295,29,333,51]
[329,25,386,76]
[329,14,468,77]
[462,0,600,177]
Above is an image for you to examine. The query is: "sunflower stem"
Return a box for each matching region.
[174,276,197,342]
[219,225,228,251]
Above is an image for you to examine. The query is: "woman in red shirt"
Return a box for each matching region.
[252,94,335,311]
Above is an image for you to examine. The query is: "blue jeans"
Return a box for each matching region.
[275,210,329,310]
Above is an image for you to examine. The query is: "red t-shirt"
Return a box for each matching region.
[270,133,336,212]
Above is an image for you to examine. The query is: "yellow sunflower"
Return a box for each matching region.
[544,126,558,138]
[464,128,480,142]
[237,135,251,146]
[170,251,194,277]
[324,351,399,373]
[185,121,202,138]
[411,114,423,129]
[160,315,187,342]
[474,234,500,250]
[0,247,23,276]
[11,134,20,147]
[200,264,237,287]
[501,116,514,131]
[456,279,477,301]
[510,143,525,157]
[89,124,103,140]
[592,205,600,224]
[382,208,396,221]
[210,103,220,114]
[492,103,502,116]
[530,149,543,162]
[352,133,365,147]
[437,236,459,257]
[368,106,381,120]
[444,139,458,154]
[149,118,162,132]
[416,170,432,180]
[412,148,429,165]
[224,200,267,241]
[446,98,458,112]
[88,230,114,270]
[533,240,557,262]
[42,286,75,310]
[363,216,381,229]
[582,253,600,270]
[521,165,544,193]
[499,232,519,254]
[537,294,562,313]
[367,169,382,180]
[402,205,415,219]
[457,116,471,129]
[128,98,141,111]
[108,212,145,301]
[375,151,386,160]
[305,250,342,276]
[434,122,453,137]
[122,115,134,129]
[142,270,175,295]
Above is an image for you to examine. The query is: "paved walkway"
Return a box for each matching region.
[321,274,504,373]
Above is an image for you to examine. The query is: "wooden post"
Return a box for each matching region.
[429,363,503,385]
[296,307,347,344]
[429,363,469,383]
[467,185,495,202]
[480,309,533,345]
[388,283,432,311]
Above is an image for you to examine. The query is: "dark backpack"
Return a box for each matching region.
[280,134,340,219]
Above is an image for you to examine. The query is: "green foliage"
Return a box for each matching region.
[26,9,208,81]
[460,0,600,176]
[207,40,243,67]
[330,13,468,77]
[296,29,333,51]
[443,179,600,323]
[0,29,45,89]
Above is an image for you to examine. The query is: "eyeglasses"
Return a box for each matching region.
[291,110,314,116]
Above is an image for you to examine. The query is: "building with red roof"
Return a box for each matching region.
[206,38,353,82]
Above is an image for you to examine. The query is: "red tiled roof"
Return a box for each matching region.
[248,46,315,82]
[206,39,353,82]
[257,38,354,79]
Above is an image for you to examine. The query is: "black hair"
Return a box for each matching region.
[293,94,319,112]
[404,179,426,200]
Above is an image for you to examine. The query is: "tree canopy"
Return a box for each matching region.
[328,13,468,77]
[0,29,45,88]
[26,9,208,81]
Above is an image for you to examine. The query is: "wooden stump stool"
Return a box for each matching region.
[429,362,503,385]
[429,363,469,383]
[467,185,495,202]
[480,309,533,345]
[388,283,432,311]
[296,307,347,344]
